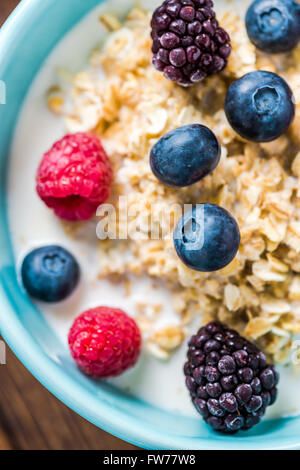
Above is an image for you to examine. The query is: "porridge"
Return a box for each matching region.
[8,0,300,427]
[60,2,300,363]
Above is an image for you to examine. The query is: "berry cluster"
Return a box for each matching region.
[184,322,279,433]
[151,0,231,86]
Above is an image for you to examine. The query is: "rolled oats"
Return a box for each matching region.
[60,7,300,362]
[153,326,185,352]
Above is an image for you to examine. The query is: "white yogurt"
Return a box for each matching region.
[8,0,300,419]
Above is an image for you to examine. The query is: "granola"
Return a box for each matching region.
[52,7,300,363]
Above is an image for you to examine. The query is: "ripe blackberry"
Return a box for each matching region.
[151,0,231,86]
[184,322,279,434]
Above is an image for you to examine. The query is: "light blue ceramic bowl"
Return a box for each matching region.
[0,0,299,450]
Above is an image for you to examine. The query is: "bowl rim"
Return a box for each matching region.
[1,0,300,451]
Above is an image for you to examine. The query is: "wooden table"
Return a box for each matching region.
[0,0,138,450]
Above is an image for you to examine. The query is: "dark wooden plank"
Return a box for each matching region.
[0,0,139,450]
[0,0,20,26]
[0,341,138,450]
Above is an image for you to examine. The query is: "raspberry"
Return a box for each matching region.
[68,307,142,378]
[36,133,113,221]
[184,322,279,434]
[151,0,231,86]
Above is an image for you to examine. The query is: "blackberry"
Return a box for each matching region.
[184,322,279,434]
[151,0,231,86]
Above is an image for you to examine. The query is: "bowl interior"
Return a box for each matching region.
[0,0,299,450]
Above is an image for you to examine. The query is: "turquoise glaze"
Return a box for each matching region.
[0,0,299,450]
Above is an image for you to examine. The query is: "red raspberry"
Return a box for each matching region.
[68,307,142,378]
[36,133,113,221]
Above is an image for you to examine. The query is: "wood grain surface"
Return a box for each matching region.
[0,0,138,450]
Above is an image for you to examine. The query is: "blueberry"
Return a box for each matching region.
[225,71,295,142]
[21,245,80,302]
[150,125,221,188]
[246,0,300,53]
[173,203,240,272]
